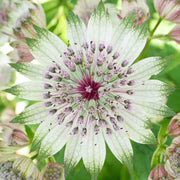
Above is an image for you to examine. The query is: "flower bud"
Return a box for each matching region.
[43,162,65,180]
[9,41,34,63]
[164,137,180,179]
[119,0,149,26]
[0,123,28,146]
[153,0,180,23]
[148,165,169,180]
[169,26,180,45]
[12,129,29,146]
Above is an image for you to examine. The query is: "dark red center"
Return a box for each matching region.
[77,74,102,101]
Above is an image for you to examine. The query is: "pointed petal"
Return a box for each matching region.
[125,120,156,144]
[67,10,86,51]
[64,134,82,173]
[135,101,176,118]
[26,26,66,65]
[9,63,44,80]
[4,81,47,101]
[87,2,112,46]
[104,130,133,170]
[111,16,147,66]
[121,80,174,102]
[11,102,48,124]
[128,57,170,81]
[82,125,106,180]
[39,124,70,159]
[31,116,58,151]
[120,106,150,128]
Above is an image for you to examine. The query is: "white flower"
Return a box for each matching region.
[5,2,175,179]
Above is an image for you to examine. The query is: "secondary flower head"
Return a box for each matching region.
[6,2,175,179]
[164,137,180,179]
[169,26,180,45]
[119,0,149,26]
[153,0,180,24]
[43,162,65,180]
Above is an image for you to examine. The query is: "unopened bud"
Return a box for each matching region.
[12,129,29,146]
[168,113,180,137]
[169,26,180,45]
[148,165,169,180]
[9,41,34,63]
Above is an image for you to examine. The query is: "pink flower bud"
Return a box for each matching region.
[164,137,180,179]
[169,26,180,45]
[43,162,65,180]
[148,165,169,180]
[9,41,34,63]
[12,129,29,146]
[119,0,150,26]
[153,0,180,24]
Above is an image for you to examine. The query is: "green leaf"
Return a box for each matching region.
[25,125,34,142]
[130,142,156,180]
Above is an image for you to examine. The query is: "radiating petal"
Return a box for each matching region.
[26,26,67,66]
[125,121,156,144]
[82,125,106,180]
[135,101,176,118]
[111,16,147,66]
[64,134,82,173]
[4,81,47,100]
[9,63,44,80]
[127,57,170,81]
[11,102,48,124]
[104,130,133,170]
[39,124,70,159]
[31,115,58,151]
[120,80,174,102]
[67,10,86,51]
[87,2,112,46]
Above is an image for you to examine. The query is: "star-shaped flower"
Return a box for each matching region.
[5,2,175,179]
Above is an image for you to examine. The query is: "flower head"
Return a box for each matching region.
[164,136,180,179]
[169,26,180,45]
[148,165,170,180]
[153,0,180,24]
[119,0,150,26]
[6,2,175,179]
[43,162,65,180]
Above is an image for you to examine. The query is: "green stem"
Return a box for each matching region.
[47,156,55,163]
[135,18,163,62]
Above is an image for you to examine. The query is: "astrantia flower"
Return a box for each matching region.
[153,0,180,24]
[6,2,175,179]
[119,0,149,26]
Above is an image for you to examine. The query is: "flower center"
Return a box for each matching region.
[77,74,102,101]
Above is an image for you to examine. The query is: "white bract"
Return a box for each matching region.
[5,2,175,179]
